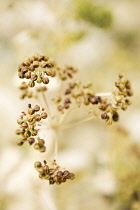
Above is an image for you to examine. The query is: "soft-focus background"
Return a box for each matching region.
[0,0,140,210]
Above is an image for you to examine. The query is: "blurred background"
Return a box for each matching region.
[0,0,140,210]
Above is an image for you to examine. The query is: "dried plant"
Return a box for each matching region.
[16,54,133,185]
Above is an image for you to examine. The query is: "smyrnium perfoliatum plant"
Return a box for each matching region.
[16,54,133,185]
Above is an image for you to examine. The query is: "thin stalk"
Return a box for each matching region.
[61,114,96,130]
[52,128,59,161]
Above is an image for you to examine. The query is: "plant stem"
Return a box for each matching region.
[52,128,59,161]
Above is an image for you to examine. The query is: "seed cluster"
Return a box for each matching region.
[16,104,47,152]
[34,160,75,185]
[18,54,78,99]
[16,54,133,185]
[56,81,102,113]
[18,54,56,99]
[100,73,133,125]
[57,65,78,80]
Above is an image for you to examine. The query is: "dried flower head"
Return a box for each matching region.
[16,54,133,185]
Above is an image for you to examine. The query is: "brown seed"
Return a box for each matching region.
[57,171,63,177]
[33,61,39,68]
[49,169,55,175]
[32,129,38,136]
[53,175,58,182]
[15,129,22,135]
[49,177,55,185]
[69,82,76,89]
[41,112,48,119]
[101,113,107,120]
[21,67,29,73]
[38,55,45,61]
[112,112,119,122]
[31,74,37,81]
[34,114,41,121]
[42,77,49,84]
[28,65,34,71]
[28,108,35,115]
[39,173,46,179]
[24,130,31,138]
[125,81,131,89]
[34,105,40,111]
[69,173,75,180]
[57,105,63,112]
[34,161,42,168]
[21,122,28,128]
[65,98,71,104]
[28,80,35,87]
[43,160,47,165]
[24,71,31,79]
[65,89,71,95]
[16,140,24,146]
[38,138,45,146]
[28,104,31,108]
[28,137,35,145]
[90,96,101,104]
[18,72,24,79]
[40,146,46,152]
[64,103,69,109]
[34,143,40,150]
[43,165,49,174]
[99,105,107,111]
[63,170,70,178]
